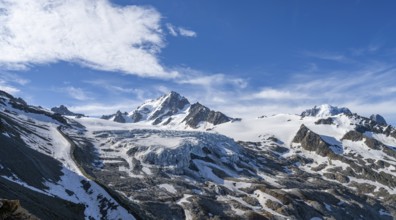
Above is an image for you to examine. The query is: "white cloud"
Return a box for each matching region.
[166,23,178,37]
[0,0,178,78]
[250,88,297,100]
[64,86,92,101]
[0,81,20,94]
[178,27,197,37]
[304,51,349,62]
[166,23,197,37]
[176,68,247,89]
[0,72,30,95]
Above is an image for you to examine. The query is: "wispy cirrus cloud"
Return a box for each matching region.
[0,81,20,94]
[0,0,179,78]
[303,51,350,62]
[166,23,197,37]
[176,67,247,89]
[63,86,92,101]
[0,72,29,95]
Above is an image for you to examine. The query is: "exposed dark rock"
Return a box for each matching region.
[315,117,334,125]
[370,114,387,126]
[292,124,335,157]
[183,102,232,128]
[113,111,127,123]
[323,173,349,183]
[0,199,39,220]
[342,130,364,141]
[101,110,128,123]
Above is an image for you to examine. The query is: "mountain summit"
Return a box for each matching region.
[101,91,233,128]
[301,104,352,117]
[51,105,85,118]
[129,91,190,125]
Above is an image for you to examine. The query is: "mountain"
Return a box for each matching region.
[51,105,85,118]
[1,89,396,219]
[301,104,352,117]
[102,91,234,129]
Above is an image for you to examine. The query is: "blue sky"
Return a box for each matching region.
[1,0,396,123]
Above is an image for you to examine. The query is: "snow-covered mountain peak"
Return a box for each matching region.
[129,91,190,124]
[102,91,233,128]
[301,104,352,118]
[51,105,85,117]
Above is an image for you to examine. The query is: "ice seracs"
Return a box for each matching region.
[301,104,352,118]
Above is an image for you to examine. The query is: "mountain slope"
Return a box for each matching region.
[0,91,134,219]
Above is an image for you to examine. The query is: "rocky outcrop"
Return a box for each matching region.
[183,103,231,128]
[370,114,387,126]
[113,111,127,123]
[342,130,364,142]
[314,117,334,125]
[0,199,39,220]
[100,110,128,123]
[292,124,337,157]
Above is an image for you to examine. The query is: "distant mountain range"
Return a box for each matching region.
[100,91,236,129]
[1,89,395,220]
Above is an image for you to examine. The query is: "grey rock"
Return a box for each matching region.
[342,130,364,141]
[101,110,128,123]
[183,102,232,128]
[292,124,334,157]
[314,117,334,125]
[370,114,387,126]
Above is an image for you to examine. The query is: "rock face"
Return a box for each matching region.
[183,103,231,128]
[370,114,387,126]
[0,199,39,220]
[292,124,338,157]
[301,104,352,117]
[51,105,85,117]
